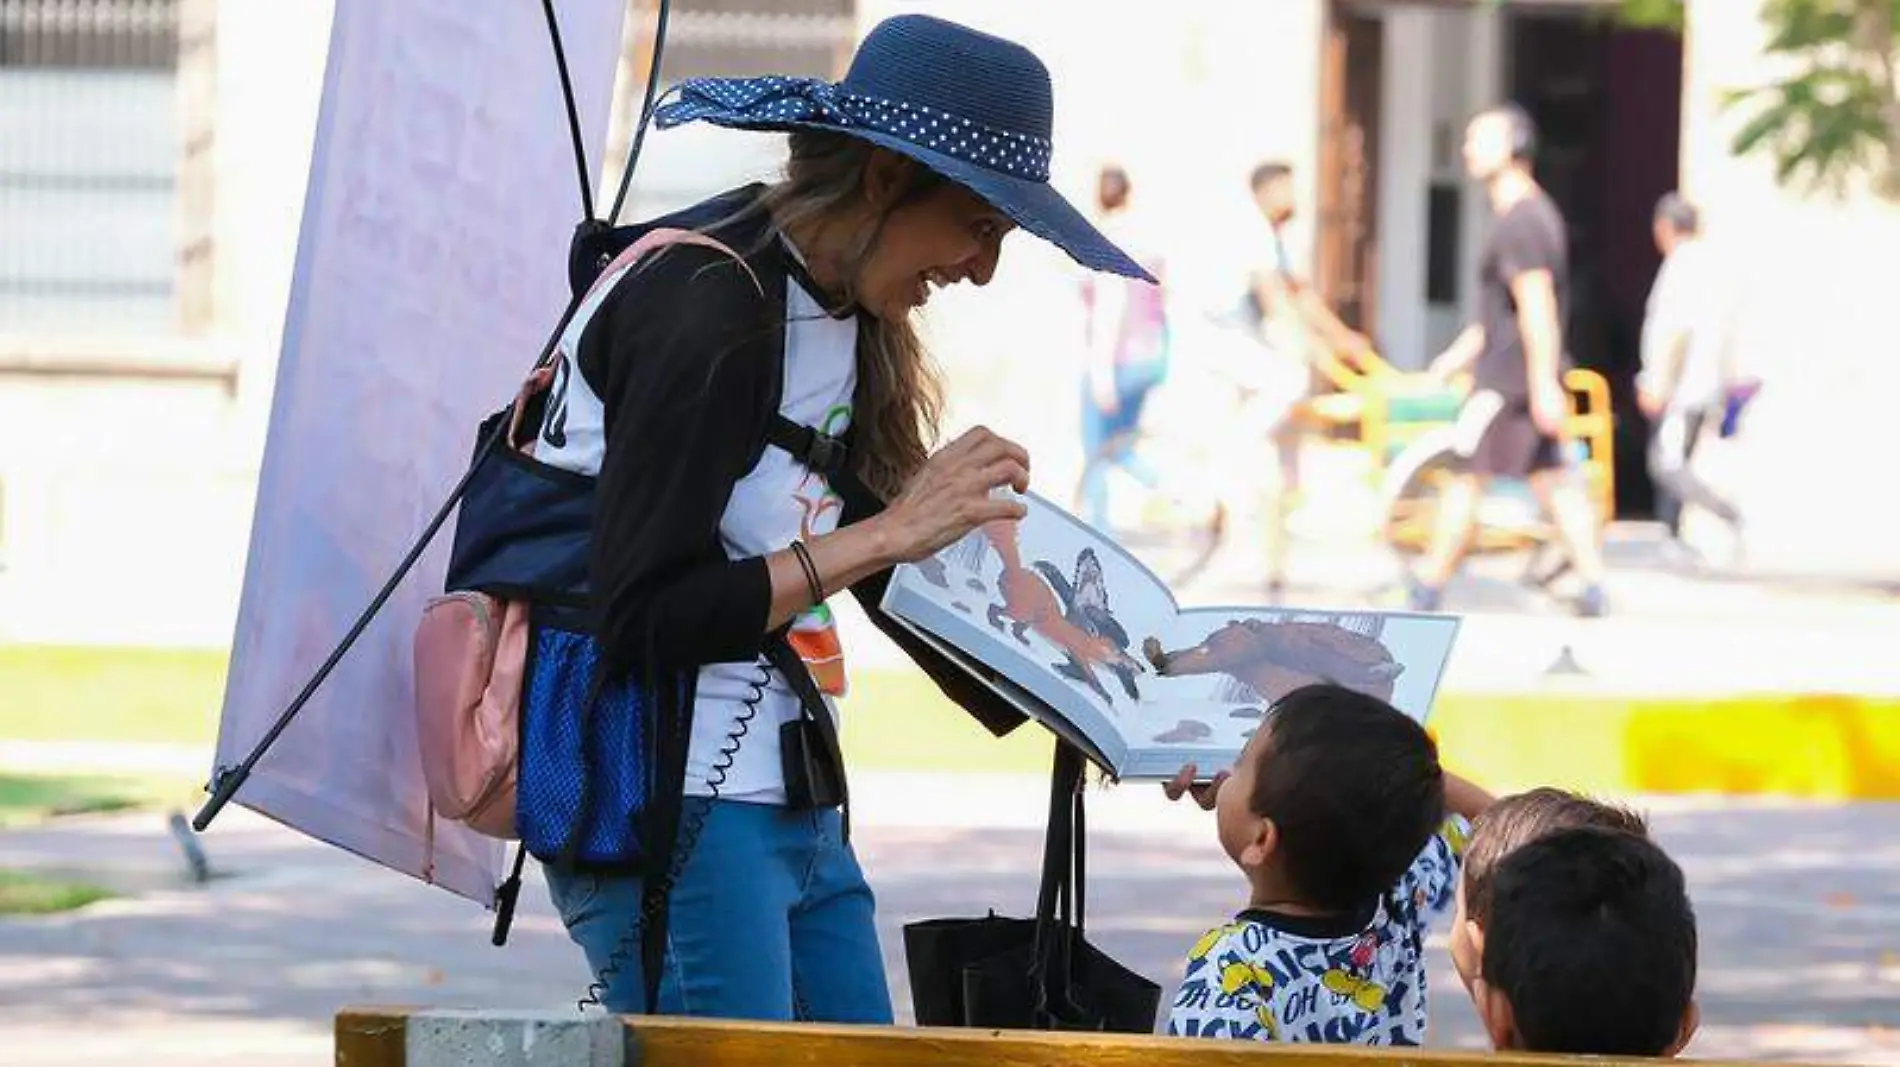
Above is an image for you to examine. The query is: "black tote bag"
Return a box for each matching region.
[903,744,1161,1032]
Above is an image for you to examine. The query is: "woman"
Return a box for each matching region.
[536,15,1155,1022]
[1077,164,1170,531]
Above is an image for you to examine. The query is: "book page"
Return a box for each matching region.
[879,491,1180,775]
[1114,607,1462,781]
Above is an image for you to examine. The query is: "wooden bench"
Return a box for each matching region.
[336,1007,1774,1067]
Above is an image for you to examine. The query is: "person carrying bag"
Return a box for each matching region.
[415,12,1160,1023]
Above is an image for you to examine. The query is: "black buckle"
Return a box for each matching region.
[804,430,845,475]
[770,416,848,476]
[767,415,851,472]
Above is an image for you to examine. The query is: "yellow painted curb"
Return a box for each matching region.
[1430,692,1900,801]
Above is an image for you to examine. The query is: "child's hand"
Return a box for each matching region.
[1163,765,1227,811]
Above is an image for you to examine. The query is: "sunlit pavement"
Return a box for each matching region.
[1,787,1896,1066]
[5,519,1896,1064]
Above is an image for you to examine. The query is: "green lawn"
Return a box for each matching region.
[0,772,200,829]
[841,669,1057,775]
[0,644,1057,773]
[0,646,225,745]
[0,771,181,915]
[0,870,114,915]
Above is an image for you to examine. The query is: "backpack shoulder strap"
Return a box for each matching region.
[584,226,765,304]
[624,230,849,477]
[504,227,772,449]
[560,222,851,480]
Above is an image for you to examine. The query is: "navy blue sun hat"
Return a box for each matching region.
[652,14,1155,284]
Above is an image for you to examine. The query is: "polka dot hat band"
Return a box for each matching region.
[652,13,1156,283]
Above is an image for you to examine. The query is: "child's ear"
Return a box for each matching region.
[1240,817,1279,869]
[1451,916,1485,992]
[1472,978,1519,1052]
[1663,999,1700,1057]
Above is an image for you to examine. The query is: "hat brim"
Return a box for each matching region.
[674,113,1157,285]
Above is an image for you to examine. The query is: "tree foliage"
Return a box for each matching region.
[1722,0,1900,198]
[1613,0,1899,197]
[1616,0,1687,32]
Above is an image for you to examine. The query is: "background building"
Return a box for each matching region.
[0,0,1890,648]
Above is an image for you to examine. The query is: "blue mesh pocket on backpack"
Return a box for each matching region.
[517,624,650,865]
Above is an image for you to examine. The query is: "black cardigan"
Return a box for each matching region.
[575,184,1027,741]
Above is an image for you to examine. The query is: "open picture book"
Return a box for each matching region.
[878,492,1463,782]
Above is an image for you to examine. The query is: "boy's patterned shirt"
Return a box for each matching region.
[1166,818,1471,1046]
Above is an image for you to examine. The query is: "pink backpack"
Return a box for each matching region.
[412,228,760,844]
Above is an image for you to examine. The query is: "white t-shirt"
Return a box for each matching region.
[1640,238,1733,413]
[683,262,857,804]
[534,236,857,806]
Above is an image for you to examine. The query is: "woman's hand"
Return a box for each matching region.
[1163,764,1227,811]
[875,427,1031,563]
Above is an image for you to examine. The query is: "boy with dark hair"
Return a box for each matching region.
[1449,785,1650,987]
[1473,827,1700,1056]
[1165,684,1494,1045]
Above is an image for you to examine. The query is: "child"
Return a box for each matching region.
[1449,786,1650,993]
[1470,826,1700,1056]
[1164,684,1494,1045]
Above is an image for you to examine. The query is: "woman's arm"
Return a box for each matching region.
[585,247,783,676]
[1445,771,1496,823]
[1085,277,1127,410]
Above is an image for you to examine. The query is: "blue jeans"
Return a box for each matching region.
[1080,364,1164,529]
[543,800,892,1022]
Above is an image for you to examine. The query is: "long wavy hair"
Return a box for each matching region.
[737,131,949,501]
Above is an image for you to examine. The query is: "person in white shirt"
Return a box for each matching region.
[1246,163,1374,599]
[1637,194,1743,555]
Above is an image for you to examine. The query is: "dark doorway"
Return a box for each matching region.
[1505,11,1683,519]
[1317,5,1384,338]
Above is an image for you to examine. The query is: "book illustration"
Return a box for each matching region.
[879,491,1460,781]
[1142,615,1405,707]
[914,537,1002,615]
[1154,719,1213,744]
[916,555,952,590]
[981,520,1148,710]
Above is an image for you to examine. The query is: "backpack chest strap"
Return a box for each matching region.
[766,414,849,477]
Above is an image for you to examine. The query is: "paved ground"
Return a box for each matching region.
[2,783,1898,1066]
[4,527,1897,1064]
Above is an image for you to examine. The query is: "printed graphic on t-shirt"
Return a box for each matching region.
[790,401,852,696]
[1167,818,1470,1046]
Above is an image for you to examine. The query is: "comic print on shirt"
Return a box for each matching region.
[788,401,852,697]
[1167,817,1471,1046]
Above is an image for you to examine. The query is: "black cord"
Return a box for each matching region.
[577,660,770,1010]
[541,0,596,223]
[607,0,674,225]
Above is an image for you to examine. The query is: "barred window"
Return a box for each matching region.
[0,0,181,331]
[0,0,179,71]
